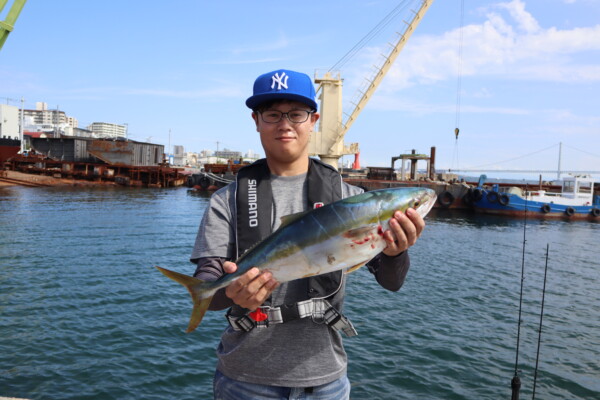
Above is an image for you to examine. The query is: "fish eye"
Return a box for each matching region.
[414,201,420,207]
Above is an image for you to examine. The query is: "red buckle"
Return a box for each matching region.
[249,309,268,322]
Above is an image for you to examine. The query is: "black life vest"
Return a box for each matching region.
[235,158,343,300]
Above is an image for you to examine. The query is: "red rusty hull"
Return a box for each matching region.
[0,139,20,164]
[5,154,186,188]
[343,177,471,210]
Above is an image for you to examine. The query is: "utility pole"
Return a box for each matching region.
[19,97,24,153]
[557,142,562,181]
[54,105,59,138]
[2,97,19,105]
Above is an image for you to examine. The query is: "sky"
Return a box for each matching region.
[1,0,599,180]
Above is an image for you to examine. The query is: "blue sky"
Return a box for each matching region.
[1,0,599,180]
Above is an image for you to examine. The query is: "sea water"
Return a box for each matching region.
[1,186,598,400]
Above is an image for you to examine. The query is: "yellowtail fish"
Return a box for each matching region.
[156,187,436,332]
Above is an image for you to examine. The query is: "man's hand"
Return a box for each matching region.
[382,208,425,257]
[223,261,279,310]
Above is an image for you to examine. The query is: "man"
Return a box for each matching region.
[191,69,425,399]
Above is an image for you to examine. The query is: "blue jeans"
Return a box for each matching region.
[213,369,351,400]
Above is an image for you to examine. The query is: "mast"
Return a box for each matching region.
[557,142,562,181]
[19,97,24,153]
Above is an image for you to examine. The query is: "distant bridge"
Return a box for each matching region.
[446,143,600,178]
[447,169,600,174]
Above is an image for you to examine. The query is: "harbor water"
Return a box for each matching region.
[1,186,599,400]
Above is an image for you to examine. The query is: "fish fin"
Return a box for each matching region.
[156,265,203,287]
[238,209,308,258]
[236,212,305,259]
[345,263,364,274]
[343,224,378,239]
[279,210,311,228]
[155,266,212,333]
[186,296,213,333]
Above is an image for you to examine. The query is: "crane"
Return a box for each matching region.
[0,0,27,51]
[308,0,434,169]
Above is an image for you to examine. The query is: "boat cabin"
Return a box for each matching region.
[525,174,598,206]
[561,175,594,199]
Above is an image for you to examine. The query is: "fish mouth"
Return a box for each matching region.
[416,191,437,218]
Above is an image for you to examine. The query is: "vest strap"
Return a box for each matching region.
[226,299,358,337]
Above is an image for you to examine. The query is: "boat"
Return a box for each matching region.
[4,137,187,188]
[0,137,20,165]
[470,174,600,220]
[186,160,251,190]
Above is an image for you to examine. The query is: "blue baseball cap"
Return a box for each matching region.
[246,69,318,111]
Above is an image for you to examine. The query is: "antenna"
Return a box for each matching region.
[532,244,550,400]
[511,184,528,400]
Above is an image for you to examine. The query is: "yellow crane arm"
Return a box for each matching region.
[339,0,434,140]
[0,0,27,51]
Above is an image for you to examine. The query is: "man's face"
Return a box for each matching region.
[252,100,319,166]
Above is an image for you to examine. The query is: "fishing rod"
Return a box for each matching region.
[511,185,528,400]
[531,244,550,400]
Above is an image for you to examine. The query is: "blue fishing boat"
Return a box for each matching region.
[470,174,600,220]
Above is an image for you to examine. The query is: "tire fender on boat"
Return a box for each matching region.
[486,191,498,203]
[472,188,483,202]
[591,208,600,217]
[439,191,455,207]
[565,207,575,217]
[462,191,472,206]
[498,194,510,206]
[541,204,551,213]
[199,176,210,190]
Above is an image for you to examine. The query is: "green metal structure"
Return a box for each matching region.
[0,0,27,51]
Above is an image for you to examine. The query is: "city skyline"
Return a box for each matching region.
[1,0,599,179]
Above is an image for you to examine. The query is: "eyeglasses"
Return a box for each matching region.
[259,109,313,124]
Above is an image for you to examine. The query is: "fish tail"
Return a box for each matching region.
[155,266,214,333]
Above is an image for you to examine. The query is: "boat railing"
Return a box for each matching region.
[525,190,561,198]
[204,172,233,184]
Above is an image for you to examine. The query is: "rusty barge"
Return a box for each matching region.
[186,147,473,209]
[186,147,589,214]
[0,137,20,165]
[3,137,186,188]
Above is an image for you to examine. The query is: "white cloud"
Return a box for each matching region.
[497,0,540,33]
[355,0,600,92]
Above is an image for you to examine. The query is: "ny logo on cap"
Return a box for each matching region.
[271,72,289,90]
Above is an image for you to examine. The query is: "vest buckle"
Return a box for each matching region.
[225,299,358,337]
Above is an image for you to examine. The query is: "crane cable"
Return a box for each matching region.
[329,0,412,72]
[452,0,465,171]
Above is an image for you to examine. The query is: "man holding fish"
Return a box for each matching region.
[161,69,433,399]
